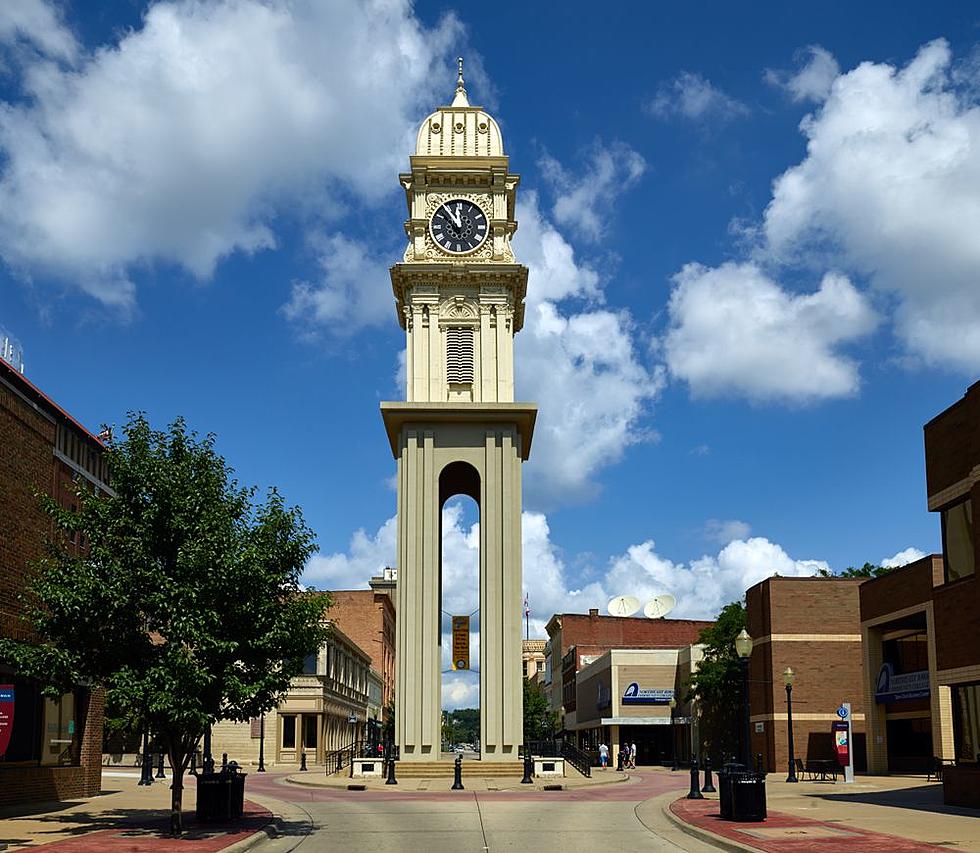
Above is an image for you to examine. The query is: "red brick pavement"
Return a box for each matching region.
[24,801,272,853]
[670,796,947,852]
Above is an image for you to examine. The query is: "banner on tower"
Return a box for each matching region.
[452,616,470,670]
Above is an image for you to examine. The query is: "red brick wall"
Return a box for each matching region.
[924,380,980,497]
[0,367,105,805]
[556,613,713,658]
[327,590,396,713]
[859,557,938,623]
[747,577,866,773]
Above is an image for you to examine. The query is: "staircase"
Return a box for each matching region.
[393,761,524,778]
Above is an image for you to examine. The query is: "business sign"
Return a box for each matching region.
[622,682,674,705]
[0,685,14,758]
[832,720,850,767]
[874,664,930,703]
[451,616,469,671]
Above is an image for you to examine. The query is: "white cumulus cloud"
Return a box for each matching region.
[704,519,752,544]
[514,194,664,506]
[282,234,392,336]
[765,45,840,103]
[538,141,646,242]
[645,72,749,122]
[881,547,927,569]
[0,0,78,63]
[764,38,980,373]
[0,0,460,309]
[663,262,877,403]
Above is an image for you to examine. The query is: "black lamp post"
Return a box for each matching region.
[734,628,754,768]
[784,666,798,783]
[138,728,153,786]
[203,723,214,775]
[257,713,266,772]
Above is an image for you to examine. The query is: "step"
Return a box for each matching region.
[393,761,525,778]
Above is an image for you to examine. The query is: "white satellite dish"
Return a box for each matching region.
[644,594,676,619]
[607,595,641,617]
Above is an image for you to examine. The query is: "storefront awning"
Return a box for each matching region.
[601,716,691,726]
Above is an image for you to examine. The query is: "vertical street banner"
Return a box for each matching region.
[0,685,14,758]
[452,616,469,671]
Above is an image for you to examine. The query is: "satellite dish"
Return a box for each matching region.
[607,595,641,617]
[644,594,676,619]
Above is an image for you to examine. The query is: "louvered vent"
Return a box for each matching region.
[446,327,474,384]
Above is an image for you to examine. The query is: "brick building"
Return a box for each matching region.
[860,555,952,775]
[327,589,396,721]
[211,620,373,768]
[745,576,867,774]
[0,358,108,805]
[920,381,980,806]
[543,609,712,736]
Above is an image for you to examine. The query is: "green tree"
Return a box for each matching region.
[818,561,891,578]
[686,600,746,762]
[523,678,557,740]
[0,414,330,835]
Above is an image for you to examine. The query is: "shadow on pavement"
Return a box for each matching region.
[815,782,980,817]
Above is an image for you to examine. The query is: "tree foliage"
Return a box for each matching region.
[0,414,330,834]
[818,561,892,579]
[523,678,557,741]
[686,600,746,762]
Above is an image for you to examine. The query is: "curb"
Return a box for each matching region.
[660,795,759,853]
[219,794,313,853]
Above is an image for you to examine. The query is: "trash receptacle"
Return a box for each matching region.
[731,771,767,822]
[195,766,248,821]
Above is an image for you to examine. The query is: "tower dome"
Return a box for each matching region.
[414,58,504,157]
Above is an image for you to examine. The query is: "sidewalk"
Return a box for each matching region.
[0,774,273,852]
[665,774,980,851]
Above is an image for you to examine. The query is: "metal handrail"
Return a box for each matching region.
[561,741,592,778]
[323,739,363,775]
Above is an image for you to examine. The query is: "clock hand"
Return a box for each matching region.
[445,204,462,228]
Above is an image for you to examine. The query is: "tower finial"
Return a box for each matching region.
[451,55,470,107]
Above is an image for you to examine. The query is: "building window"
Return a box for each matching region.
[302,653,317,675]
[303,715,318,750]
[0,677,83,766]
[537,661,545,673]
[446,327,474,384]
[942,498,974,583]
[281,714,296,749]
[953,683,980,763]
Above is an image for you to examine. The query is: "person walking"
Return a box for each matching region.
[630,742,638,769]
[599,742,609,770]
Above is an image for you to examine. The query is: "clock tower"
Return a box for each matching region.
[381,61,536,762]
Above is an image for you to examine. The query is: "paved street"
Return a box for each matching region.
[243,770,711,853]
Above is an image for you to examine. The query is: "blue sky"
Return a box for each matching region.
[2,1,979,705]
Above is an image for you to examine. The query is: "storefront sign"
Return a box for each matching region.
[451,616,469,670]
[622,682,674,705]
[0,685,13,758]
[874,664,930,703]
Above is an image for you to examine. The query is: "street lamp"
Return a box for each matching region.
[735,628,753,767]
[668,697,679,770]
[783,667,798,783]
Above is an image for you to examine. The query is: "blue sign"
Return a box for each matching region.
[837,705,849,719]
[622,682,675,705]
[875,664,930,703]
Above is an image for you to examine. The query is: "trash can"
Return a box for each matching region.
[731,771,766,821]
[195,766,247,821]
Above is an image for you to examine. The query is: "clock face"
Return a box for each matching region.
[429,199,489,254]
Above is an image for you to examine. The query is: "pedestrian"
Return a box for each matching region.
[630,742,638,769]
[599,742,609,770]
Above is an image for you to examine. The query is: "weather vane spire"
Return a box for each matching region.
[451,55,470,107]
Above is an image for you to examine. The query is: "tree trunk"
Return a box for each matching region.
[168,743,187,836]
